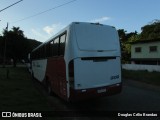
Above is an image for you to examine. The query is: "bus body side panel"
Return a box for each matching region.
[46,57,67,100]
[32,59,47,81]
[45,57,58,93]
[57,57,67,100]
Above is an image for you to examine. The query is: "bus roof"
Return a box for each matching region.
[31,22,117,52]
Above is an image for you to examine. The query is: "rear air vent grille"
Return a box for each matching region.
[81,57,116,62]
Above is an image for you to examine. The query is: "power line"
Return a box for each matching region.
[0,0,23,13]
[12,0,77,23]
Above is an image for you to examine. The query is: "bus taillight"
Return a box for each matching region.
[69,60,74,88]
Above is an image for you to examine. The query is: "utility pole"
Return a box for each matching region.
[3,22,8,68]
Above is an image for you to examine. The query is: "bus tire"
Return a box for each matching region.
[47,82,52,95]
[31,72,34,80]
[45,77,52,96]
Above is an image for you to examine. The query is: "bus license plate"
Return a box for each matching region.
[97,89,106,93]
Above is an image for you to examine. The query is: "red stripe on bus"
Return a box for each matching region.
[69,83,122,102]
[45,57,67,100]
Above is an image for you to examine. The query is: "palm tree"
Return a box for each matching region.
[2,26,28,67]
[12,26,24,36]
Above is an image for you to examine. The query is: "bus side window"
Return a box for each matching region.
[53,37,59,56]
[50,41,54,57]
[59,34,66,56]
[46,43,50,57]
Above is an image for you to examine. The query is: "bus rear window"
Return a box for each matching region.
[53,37,59,56]
[74,24,118,51]
[59,34,66,56]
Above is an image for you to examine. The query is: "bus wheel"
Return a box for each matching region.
[45,79,52,95]
[47,82,52,95]
[31,72,34,80]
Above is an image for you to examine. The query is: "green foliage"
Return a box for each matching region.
[2,27,29,67]
[118,29,127,42]
[141,20,160,40]
[0,26,41,67]
[118,30,138,63]
[126,34,141,54]
[0,67,53,111]
[28,39,42,53]
[0,36,3,56]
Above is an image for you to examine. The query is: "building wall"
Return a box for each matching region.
[122,64,160,72]
[131,41,160,59]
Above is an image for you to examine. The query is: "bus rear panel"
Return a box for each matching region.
[68,22,121,101]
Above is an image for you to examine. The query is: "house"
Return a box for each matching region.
[130,39,160,65]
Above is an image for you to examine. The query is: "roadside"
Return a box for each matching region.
[122,69,160,94]
[123,79,160,93]
[122,69,160,86]
[0,66,91,120]
[0,67,54,120]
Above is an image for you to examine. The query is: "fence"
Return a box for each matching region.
[122,64,160,72]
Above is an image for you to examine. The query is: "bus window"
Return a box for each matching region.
[46,43,50,57]
[53,37,59,56]
[50,41,54,57]
[60,34,66,56]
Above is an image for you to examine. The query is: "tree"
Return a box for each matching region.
[118,29,127,42]
[141,19,160,40]
[2,26,30,67]
[124,33,141,60]
[118,29,139,63]
[0,36,3,64]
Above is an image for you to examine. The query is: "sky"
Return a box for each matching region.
[0,0,160,42]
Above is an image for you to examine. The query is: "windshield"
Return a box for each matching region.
[74,23,119,51]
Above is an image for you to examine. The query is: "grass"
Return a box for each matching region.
[122,69,160,86]
[0,67,53,111]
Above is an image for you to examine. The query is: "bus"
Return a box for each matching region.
[30,22,122,101]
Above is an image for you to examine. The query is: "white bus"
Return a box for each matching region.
[30,22,122,101]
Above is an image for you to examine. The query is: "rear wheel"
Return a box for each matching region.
[44,76,57,96]
[45,78,52,95]
[31,71,35,80]
[47,83,52,95]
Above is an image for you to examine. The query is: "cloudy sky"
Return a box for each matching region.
[0,0,160,42]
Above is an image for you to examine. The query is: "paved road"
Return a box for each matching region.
[34,79,160,119]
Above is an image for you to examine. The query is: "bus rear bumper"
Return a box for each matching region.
[69,83,122,102]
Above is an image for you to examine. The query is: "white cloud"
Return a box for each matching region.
[31,23,65,42]
[90,16,111,23]
[43,26,54,35]
[31,29,48,42]
[43,23,65,35]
